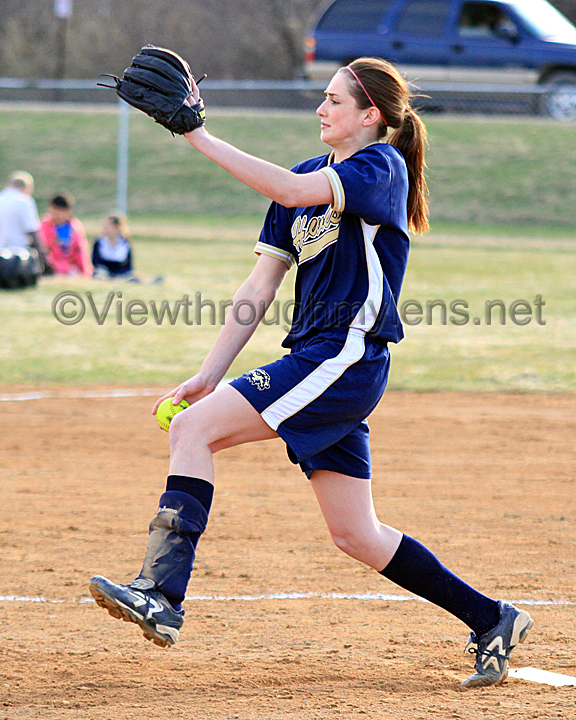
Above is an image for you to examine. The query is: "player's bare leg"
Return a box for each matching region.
[90,384,279,647]
[168,383,279,481]
[309,469,532,687]
[309,471,402,569]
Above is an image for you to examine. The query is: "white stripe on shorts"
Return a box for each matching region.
[261,328,366,430]
[260,219,384,431]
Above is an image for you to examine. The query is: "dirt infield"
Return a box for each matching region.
[1,389,574,719]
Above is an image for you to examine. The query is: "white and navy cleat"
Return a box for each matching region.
[89,575,184,648]
[461,600,533,688]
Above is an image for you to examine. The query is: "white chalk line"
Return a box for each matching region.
[0,595,64,603]
[0,382,238,402]
[0,592,573,606]
[0,388,163,402]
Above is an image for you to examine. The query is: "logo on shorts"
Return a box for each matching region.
[245,369,271,391]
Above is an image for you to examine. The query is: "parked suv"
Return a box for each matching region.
[305,0,576,119]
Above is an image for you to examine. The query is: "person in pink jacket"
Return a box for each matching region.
[40,195,92,277]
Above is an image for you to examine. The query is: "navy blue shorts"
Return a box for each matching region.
[229,329,390,479]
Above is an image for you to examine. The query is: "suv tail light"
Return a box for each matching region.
[304,36,316,64]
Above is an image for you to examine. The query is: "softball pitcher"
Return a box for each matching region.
[90,56,532,688]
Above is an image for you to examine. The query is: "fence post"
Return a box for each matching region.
[116,99,129,215]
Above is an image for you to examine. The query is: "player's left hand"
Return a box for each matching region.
[152,374,215,415]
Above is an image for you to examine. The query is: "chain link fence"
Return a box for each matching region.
[1,77,576,121]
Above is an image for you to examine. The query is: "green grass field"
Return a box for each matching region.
[1,218,574,391]
[0,105,574,391]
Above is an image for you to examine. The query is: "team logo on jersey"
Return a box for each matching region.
[291,207,342,263]
[244,368,271,391]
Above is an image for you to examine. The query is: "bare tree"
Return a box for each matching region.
[249,0,325,76]
[0,0,328,79]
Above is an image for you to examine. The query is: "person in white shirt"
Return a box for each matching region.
[0,171,52,284]
[0,171,41,249]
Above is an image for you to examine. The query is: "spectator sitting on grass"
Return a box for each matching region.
[92,214,134,280]
[0,170,51,275]
[40,194,92,277]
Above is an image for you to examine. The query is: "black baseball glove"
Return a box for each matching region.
[99,45,206,135]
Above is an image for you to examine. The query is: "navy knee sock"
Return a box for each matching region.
[166,475,214,513]
[141,475,213,611]
[380,535,500,639]
[166,475,214,609]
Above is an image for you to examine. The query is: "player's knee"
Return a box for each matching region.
[329,528,372,562]
[169,407,210,447]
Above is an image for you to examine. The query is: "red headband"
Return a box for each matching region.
[346,66,388,127]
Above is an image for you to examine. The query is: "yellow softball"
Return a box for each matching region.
[156,397,190,432]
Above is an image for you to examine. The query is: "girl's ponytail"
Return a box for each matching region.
[388,108,429,235]
[344,58,430,235]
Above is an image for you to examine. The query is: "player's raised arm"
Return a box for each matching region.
[182,75,383,208]
[184,128,334,208]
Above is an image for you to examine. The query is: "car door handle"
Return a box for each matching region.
[391,40,404,50]
[451,43,464,53]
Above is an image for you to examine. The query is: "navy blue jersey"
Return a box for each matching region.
[254,142,410,347]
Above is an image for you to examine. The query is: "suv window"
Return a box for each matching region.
[395,0,451,37]
[510,0,576,43]
[458,1,519,38]
[316,0,393,32]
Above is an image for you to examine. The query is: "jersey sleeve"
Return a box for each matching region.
[254,201,297,269]
[319,145,408,228]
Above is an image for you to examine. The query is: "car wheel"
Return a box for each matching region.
[540,71,576,122]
